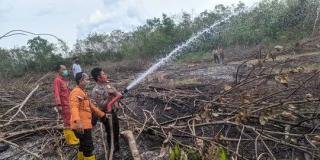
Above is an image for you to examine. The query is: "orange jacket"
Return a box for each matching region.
[69,86,105,129]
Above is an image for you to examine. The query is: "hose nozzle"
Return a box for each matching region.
[123,88,129,94]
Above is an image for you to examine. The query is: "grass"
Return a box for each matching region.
[173,78,200,86]
[176,51,211,63]
[229,51,320,65]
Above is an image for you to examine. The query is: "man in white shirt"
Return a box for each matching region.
[72,58,82,78]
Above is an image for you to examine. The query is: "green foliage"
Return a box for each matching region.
[0,36,65,77]
[187,148,202,160]
[169,144,202,160]
[1,0,319,77]
[72,30,127,64]
[176,51,211,63]
[220,0,320,46]
[204,144,229,160]
[218,147,228,160]
[27,36,63,72]
[169,144,182,160]
[82,0,318,54]
[117,0,320,59]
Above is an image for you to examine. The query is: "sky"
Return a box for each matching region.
[0,0,260,49]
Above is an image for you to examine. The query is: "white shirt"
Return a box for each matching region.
[72,63,82,77]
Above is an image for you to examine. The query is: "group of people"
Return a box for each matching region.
[53,59,122,160]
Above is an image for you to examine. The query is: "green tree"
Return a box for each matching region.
[27,36,62,72]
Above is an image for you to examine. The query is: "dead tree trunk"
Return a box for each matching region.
[121,130,141,160]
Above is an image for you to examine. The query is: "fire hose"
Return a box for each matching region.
[105,89,128,159]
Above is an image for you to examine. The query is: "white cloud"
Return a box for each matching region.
[77,0,145,38]
[88,10,110,24]
[0,0,260,48]
[77,0,259,38]
[0,0,102,48]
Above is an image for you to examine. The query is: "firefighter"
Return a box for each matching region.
[53,64,79,145]
[70,72,107,160]
[91,67,122,156]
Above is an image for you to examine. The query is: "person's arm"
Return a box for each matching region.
[106,86,123,112]
[53,79,61,106]
[106,85,121,97]
[78,65,82,72]
[89,100,106,118]
[70,91,83,132]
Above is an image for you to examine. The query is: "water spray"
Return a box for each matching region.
[124,16,235,93]
[123,5,256,93]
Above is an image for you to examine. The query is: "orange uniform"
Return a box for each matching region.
[69,86,105,129]
[53,75,71,127]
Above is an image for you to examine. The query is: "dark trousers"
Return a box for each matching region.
[214,54,220,64]
[92,110,120,151]
[74,129,94,157]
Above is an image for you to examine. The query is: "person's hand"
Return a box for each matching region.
[106,93,123,112]
[105,113,111,119]
[102,113,111,120]
[101,113,111,124]
[75,120,84,133]
[106,103,113,113]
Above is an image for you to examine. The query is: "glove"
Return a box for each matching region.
[106,94,123,112]
[100,113,111,124]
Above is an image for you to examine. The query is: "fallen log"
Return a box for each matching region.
[121,130,141,160]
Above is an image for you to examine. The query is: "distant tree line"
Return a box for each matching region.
[0,0,319,77]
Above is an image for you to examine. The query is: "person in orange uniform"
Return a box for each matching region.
[53,64,79,145]
[69,72,107,160]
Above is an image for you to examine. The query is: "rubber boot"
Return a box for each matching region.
[84,155,96,160]
[68,130,80,144]
[63,129,79,145]
[77,151,84,160]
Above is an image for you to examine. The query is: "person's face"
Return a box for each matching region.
[59,65,67,74]
[98,71,108,83]
[80,74,90,87]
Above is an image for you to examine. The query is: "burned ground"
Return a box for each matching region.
[1,38,320,159]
